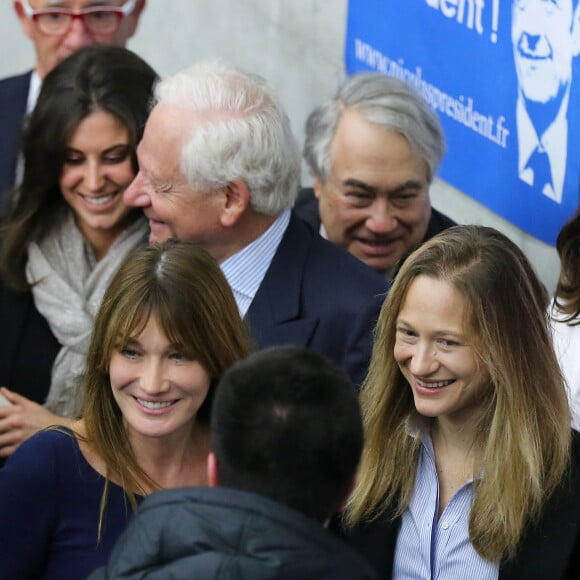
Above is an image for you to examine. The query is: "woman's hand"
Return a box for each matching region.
[0,387,73,457]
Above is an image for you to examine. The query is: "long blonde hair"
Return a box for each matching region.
[346,225,571,562]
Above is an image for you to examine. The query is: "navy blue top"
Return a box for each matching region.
[0,428,141,579]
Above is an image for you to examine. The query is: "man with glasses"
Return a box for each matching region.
[0,0,146,207]
[298,73,456,280]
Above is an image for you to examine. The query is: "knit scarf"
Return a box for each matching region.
[25,212,148,417]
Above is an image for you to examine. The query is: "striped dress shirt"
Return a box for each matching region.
[220,209,290,318]
[393,432,498,580]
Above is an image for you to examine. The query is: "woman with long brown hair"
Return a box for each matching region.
[0,241,252,579]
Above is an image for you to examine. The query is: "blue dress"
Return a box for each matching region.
[0,428,142,579]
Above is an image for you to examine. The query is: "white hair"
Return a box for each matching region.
[154,61,301,215]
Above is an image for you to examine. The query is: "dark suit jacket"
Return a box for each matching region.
[0,71,31,213]
[245,213,388,386]
[0,283,60,405]
[336,431,580,579]
[294,187,457,246]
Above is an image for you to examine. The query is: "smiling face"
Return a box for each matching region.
[512,0,579,104]
[59,110,136,255]
[314,108,432,275]
[394,275,490,430]
[109,315,211,443]
[124,104,224,247]
[15,0,144,78]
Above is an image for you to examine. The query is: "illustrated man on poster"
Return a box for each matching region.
[512,0,580,203]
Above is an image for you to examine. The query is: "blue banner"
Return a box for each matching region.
[346,0,580,244]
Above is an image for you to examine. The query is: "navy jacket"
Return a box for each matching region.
[0,71,30,212]
[245,213,388,386]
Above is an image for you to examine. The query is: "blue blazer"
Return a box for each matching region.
[245,213,388,386]
[0,71,30,212]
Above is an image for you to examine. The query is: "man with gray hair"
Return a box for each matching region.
[124,61,387,386]
[297,73,456,279]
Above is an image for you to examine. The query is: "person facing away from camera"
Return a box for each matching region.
[91,345,377,580]
[0,45,158,458]
[336,225,580,579]
[0,241,252,579]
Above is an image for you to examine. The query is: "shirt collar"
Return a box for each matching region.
[407,414,482,483]
[220,209,291,317]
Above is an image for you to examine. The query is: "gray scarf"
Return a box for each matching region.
[26,212,147,417]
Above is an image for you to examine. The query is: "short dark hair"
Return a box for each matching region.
[211,346,363,522]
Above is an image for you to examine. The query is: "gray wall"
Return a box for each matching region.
[0,0,561,291]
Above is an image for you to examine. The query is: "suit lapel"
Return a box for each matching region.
[245,213,319,348]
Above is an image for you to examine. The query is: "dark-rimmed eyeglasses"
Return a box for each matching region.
[20,0,137,36]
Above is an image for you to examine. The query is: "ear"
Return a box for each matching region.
[219,180,251,228]
[125,0,147,38]
[207,452,220,487]
[13,1,34,40]
[312,178,324,200]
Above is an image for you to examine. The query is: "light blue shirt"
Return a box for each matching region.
[220,209,290,318]
[393,433,498,580]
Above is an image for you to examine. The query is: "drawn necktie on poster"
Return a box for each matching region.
[345,0,580,244]
[512,0,578,205]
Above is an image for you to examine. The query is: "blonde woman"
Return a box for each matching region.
[339,225,580,579]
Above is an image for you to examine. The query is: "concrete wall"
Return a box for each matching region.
[0,0,561,291]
